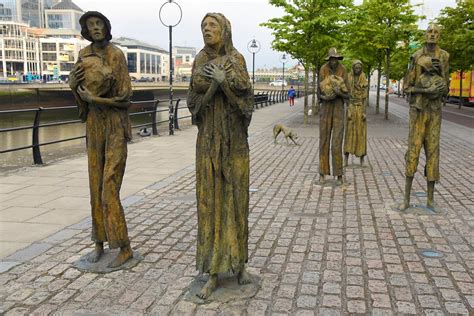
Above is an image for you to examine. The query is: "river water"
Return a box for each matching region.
[0,90,191,171]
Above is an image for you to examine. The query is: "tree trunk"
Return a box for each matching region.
[304,66,309,124]
[376,61,381,114]
[459,70,464,109]
[366,65,371,107]
[397,80,401,97]
[311,65,317,115]
[384,48,390,120]
[316,63,321,113]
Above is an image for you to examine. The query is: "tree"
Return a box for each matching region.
[437,0,474,108]
[261,0,351,124]
[350,0,421,119]
[342,2,383,109]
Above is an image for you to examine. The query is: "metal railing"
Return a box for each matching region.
[0,98,185,165]
[1,90,299,165]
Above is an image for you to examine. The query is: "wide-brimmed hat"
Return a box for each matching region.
[79,11,112,42]
[325,47,343,61]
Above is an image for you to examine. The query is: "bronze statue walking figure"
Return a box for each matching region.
[69,11,133,268]
[187,13,254,299]
[399,23,449,211]
[319,47,350,185]
[344,60,368,167]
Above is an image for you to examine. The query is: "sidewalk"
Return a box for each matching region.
[1,97,473,315]
[0,99,300,261]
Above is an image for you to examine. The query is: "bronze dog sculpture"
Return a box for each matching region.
[273,124,299,145]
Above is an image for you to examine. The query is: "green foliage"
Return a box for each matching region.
[261,0,352,69]
[437,0,474,72]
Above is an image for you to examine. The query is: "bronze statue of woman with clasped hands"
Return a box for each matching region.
[187,13,254,299]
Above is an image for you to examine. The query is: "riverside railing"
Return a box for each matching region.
[0,98,184,165]
[0,90,292,165]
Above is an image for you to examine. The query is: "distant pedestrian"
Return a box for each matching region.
[288,86,296,106]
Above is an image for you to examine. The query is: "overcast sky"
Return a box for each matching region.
[73,0,456,69]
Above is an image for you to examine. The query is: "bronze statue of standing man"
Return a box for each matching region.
[319,48,350,185]
[187,13,254,299]
[344,60,368,167]
[399,23,449,211]
[69,11,133,268]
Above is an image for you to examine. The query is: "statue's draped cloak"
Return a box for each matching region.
[187,30,253,274]
[344,66,368,157]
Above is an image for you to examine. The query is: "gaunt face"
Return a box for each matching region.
[353,63,362,75]
[201,16,222,47]
[425,24,440,44]
[86,16,106,42]
[329,57,339,69]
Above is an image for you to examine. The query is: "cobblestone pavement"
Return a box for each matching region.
[0,103,473,315]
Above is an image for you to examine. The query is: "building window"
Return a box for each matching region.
[42,52,56,61]
[42,42,56,51]
[60,62,73,71]
[152,55,157,74]
[147,54,152,74]
[127,52,137,73]
[140,52,145,73]
[185,56,190,62]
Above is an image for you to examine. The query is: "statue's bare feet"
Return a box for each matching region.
[88,242,104,263]
[397,201,409,212]
[197,274,217,300]
[237,270,253,285]
[336,176,343,186]
[427,200,435,211]
[319,175,325,185]
[108,245,133,268]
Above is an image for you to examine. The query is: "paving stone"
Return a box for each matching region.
[443,302,469,315]
[296,295,317,308]
[396,301,417,314]
[347,300,366,313]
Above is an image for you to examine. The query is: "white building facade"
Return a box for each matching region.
[113,37,169,82]
[0,20,40,78]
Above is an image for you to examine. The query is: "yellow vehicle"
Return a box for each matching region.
[449,69,474,105]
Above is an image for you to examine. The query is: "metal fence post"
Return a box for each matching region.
[152,99,159,136]
[174,98,181,130]
[32,107,43,165]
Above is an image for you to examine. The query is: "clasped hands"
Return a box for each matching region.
[203,63,232,85]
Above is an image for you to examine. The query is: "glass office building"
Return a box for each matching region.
[0,0,18,21]
[45,0,82,30]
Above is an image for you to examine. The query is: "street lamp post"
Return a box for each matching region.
[279,53,288,93]
[247,39,261,93]
[159,0,182,135]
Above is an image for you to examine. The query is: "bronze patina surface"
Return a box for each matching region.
[187,13,254,300]
[69,11,133,268]
[344,60,368,166]
[318,47,350,185]
[399,24,449,212]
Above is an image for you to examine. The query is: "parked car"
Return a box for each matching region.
[136,77,152,82]
[269,80,287,87]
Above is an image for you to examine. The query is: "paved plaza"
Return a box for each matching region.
[0,97,473,315]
